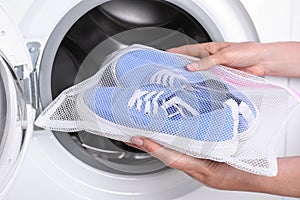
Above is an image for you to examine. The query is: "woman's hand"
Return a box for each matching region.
[127,137,255,191]
[125,41,300,197]
[127,137,300,197]
[168,42,300,77]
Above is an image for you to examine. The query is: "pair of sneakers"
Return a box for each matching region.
[82,45,257,158]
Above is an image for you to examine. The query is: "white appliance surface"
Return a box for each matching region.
[0,0,299,199]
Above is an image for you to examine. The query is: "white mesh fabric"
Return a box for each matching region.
[35,44,300,176]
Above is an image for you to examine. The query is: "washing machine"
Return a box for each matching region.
[0,0,299,199]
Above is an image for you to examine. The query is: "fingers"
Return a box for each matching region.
[125,142,143,151]
[167,44,210,58]
[167,42,232,57]
[130,137,194,170]
[167,42,234,71]
[200,42,233,54]
[187,54,221,71]
[128,137,221,186]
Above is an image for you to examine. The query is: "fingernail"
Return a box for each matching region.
[187,63,199,71]
[132,137,144,146]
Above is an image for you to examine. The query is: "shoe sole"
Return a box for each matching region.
[76,92,239,161]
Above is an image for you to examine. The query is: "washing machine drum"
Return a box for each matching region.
[42,0,212,175]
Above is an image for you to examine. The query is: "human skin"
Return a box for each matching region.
[170,42,300,77]
[127,138,300,197]
[128,42,300,197]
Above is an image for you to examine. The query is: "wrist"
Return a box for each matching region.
[229,169,265,193]
[261,42,300,77]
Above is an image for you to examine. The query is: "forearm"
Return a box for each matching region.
[262,42,300,77]
[130,138,300,197]
[233,157,300,197]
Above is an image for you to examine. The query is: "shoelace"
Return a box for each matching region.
[127,89,199,118]
[126,86,255,122]
[224,99,256,127]
[150,69,188,87]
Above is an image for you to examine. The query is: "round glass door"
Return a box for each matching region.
[0,54,25,193]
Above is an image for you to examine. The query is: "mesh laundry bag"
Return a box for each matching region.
[35,44,300,176]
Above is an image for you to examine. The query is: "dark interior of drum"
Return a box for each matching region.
[50,0,212,174]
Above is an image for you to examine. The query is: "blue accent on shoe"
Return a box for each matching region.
[115,49,202,87]
[114,49,257,134]
[83,84,236,142]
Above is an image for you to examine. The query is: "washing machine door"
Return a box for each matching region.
[0,5,35,197]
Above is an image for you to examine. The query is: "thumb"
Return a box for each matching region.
[187,54,221,71]
[131,137,186,169]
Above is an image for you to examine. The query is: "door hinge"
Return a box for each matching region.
[13,42,41,110]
